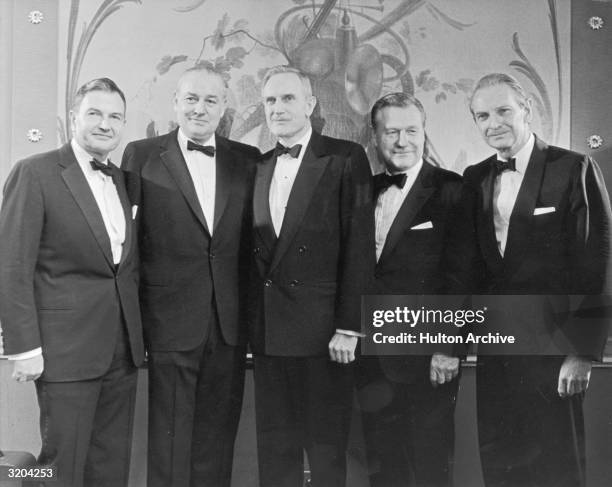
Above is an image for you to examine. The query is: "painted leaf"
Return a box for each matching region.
[156,54,188,74]
[225,46,248,68]
[232,19,248,31]
[416,70,439,91]
[212,13,231,50]
[214,56,233,73]
[442,83,457,94]
[455,78,474,94]
[435,92,447,103]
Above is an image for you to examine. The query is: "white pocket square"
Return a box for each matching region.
[132,205,138,219]
[533,207,555,215]
[411,221,433,230]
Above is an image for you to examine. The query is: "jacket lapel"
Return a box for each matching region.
[269,132,330,273]
[477,156,504,273]
[59,144,115,269]
[253,151,278,254]
[503,136,547,269]
[212,135,235,232]
[112,165,133,269]
[159,129,210,235]
[377,162,435,265]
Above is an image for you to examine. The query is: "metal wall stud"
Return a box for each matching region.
[588,16,604,30]
[27,128,43,143]
[587,134,604,149]
[28,10,44,24]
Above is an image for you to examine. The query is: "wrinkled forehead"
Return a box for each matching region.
[471,84,524,112]
[262,72,310,97]
[375,104,424,130]
[76,90,126,114]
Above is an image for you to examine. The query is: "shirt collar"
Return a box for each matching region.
[71,139,110,177]
[384,158,423,178]
[278,126,312,154]
[382,158,423,194]
[497,133,535,174]
[177,128,216,153]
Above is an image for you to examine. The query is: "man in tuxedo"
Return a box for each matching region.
[249,65,372,487]
[0,78,144,487]
[355,92,465,487]
[464,73,611,486]
[121,66,260,487]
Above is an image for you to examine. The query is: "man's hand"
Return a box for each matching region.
[430,353,460,387]
[558,355,592,397]
[12,354,44,382]
[329,333,358,364]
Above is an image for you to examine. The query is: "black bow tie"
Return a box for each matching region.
[90,158,114,177]
[494,158,516,174]
[374,172,408,193]
[274,143,302,159]
[187,140,215,157]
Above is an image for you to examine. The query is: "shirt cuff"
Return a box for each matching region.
[7,348,42,360]
[335,329,366,338]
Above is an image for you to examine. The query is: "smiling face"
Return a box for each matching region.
[373,104,425,174]
[262,72,316,146]
[470,83,532,158]
[70,90,126,160]
[174,70,227,143]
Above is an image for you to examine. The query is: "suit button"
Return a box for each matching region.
[253,247,260,254]
[289,279,300,287]
[264,279,272,287]
[209,252,215,259]
[298,245,307,254]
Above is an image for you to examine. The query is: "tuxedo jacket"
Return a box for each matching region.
[0,143,144,381]
[462,135,612,359]
[121,129,260,351]
[249,130,373,357]
[364,162,467,383]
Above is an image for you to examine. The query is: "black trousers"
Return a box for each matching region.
[253,355,354,487]
[147,309,246,487]
[356,357,458,487]
[35,322,137,487]
[476,356,586,487]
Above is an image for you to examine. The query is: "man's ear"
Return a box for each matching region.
[69,110,76,136]
[371,128,378,149]
[306,95,317,117]
[523,97,533,124]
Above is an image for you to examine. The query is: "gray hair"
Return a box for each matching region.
[177,66,229,92]
[261,65,313,96]
[469,73,529,115]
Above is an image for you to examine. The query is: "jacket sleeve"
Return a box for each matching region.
[564,155,612,360]
[335,144,374,333]
[0,160,45,354]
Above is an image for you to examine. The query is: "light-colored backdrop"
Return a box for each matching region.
[53,0,570,173]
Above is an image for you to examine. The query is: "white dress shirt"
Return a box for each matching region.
[9,139,127,361]
[269,127,313,236]
[178,129,216,235]
[493,133,535,256]
[375,159,424,261]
